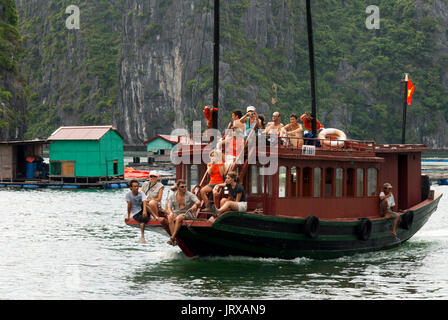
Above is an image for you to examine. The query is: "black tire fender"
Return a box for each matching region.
[305,216,320,238]
[400,210,414,230]
[357,218,372,241]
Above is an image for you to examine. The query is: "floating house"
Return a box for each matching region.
[0,140,48,182]
[47,126,124,182]
[144,134,195,162]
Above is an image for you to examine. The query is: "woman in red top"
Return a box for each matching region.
[300,112,323,132]
[200,149,227,211]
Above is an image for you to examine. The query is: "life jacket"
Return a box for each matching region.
[203,106,218,129]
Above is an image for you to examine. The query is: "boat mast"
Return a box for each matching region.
[212,0,220,130]
[401,73,409,144]
[306,0,317,136]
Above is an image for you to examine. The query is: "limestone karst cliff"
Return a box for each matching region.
[0,0,27,141]
[9,0,448,147]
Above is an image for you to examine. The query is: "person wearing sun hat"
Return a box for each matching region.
[141,171,164,221]
[239,105,262,137]
[379,182,402,238]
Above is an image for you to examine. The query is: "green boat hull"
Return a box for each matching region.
[175,195,441,259]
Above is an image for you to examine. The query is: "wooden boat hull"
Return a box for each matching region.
[169,193,442,259]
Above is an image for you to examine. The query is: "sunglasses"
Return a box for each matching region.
[150,175,157,178]
[179,185,186,188]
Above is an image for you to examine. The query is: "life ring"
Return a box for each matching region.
[400,210,414,230]
[305,216,320,238]
[317,128,347,147]
[357,218,372,241]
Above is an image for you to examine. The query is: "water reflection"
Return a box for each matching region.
[126,238,439,299]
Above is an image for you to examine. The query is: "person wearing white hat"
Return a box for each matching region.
[141,171,164,221]
[379,182,403,238]
[239,106,262,137]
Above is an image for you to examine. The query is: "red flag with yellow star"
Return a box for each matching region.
[407,80,415,105]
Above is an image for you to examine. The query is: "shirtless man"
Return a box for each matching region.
[281,114,303,147]
[264,112,284,135]
[166,180,201,246]
[231,110,245,133]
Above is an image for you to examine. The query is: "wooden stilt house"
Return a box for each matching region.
[0,140,48,182]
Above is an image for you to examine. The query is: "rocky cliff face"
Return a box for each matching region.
[13,0,448,147]
[0,0,27,141]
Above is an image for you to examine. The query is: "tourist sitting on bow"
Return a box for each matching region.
[166,180,201,246]
[211,171,247,220]
[125,180,149,244]
[200,149,227,212]
[140,171,164,221]
[281,114,303,148]
[379,183,406,238]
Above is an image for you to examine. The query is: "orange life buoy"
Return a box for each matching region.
[317,128,347,147]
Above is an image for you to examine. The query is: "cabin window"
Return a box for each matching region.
[335,168,343,197]
[314,168,322,197]
[325,168,334,197]
[346,168,355,197]
[290,167,299,197]
[367,168,378,196]
[356,168,364,197]
[279,166,287,198]
[250,165,259,194]
[303,167,312,197]
[50,161,61,176]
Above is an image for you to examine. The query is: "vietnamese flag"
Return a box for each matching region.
[407,80,415,105]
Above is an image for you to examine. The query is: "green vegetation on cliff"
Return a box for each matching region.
[0,0,25,137]
[219,0,447,144]
[19,0,123,139]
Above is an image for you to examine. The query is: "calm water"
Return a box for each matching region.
[0,185,447,300]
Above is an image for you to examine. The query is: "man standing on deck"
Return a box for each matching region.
[125,180,149,243]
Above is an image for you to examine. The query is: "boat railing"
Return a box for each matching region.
[278,136,376,153]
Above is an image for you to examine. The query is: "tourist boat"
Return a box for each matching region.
[126,132,441,259]
[126,0,442,259]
